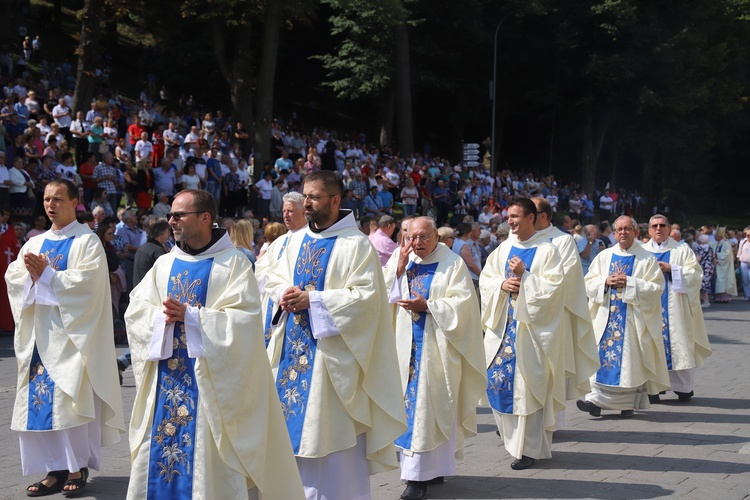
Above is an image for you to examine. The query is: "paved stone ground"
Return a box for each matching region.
[0,301,748,499]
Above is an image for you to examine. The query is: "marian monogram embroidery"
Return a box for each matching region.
[295,239,327,280]
[169,271,203,308]
[40,249,64,270]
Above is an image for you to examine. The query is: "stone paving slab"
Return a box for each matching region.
[0,300,747,499]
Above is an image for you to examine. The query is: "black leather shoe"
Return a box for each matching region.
[675,390,694,402]
[511,455,535,470]
[576,399,601,417]
[620,409,634,418]
[401,481,427,500]
[648,394,661,404]
[426,476,444,485]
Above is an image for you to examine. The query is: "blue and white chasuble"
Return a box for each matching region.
[26,236,75,430]
[147,258,212,499]
[395,261,438,450]
[650,250,673,370]
[276,234,337,454]
[487,246,537,414]
[595,254,635,386]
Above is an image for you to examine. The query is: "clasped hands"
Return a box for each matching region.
[24,253,48,283]
[279,286,310,312]
[606,271,628,289]
[501,256,526,294]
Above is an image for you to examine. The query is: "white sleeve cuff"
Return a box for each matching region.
[34,267,58,306]
[670,265,688,293]
[596,282,607,304]
[147,311,174,361]
[184,305,205,358]
[308,290,340,339]
[257,275,267,295]
[389,274,406,304]
[623,276,637,302]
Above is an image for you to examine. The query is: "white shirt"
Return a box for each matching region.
[52,104,71,128]
[0,165,9,189]
[135,140,153,160]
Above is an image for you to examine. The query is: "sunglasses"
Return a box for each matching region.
[650,223,667,229]
[166,211,204,221]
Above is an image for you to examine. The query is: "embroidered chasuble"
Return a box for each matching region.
[26,237,75,430]
[146,258,212,498]
[125,232,304,500]
[276,234,336,453]
[595,254,635,385]
[651,251,673,369]
[487,246,537,414]
[395,261,438,450]
[645,239,711,373]
[6,222,125,472]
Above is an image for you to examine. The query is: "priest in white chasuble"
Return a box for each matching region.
[577,216,670,419]
[644,214,711,402]
[531,197,599,404]
[265,171,407,500]
[125,189,303,500]
[256,191,307,349]
[6,179,125,497]
[383,217,486,500]
[713,226,738,302]
[480,197,565,471]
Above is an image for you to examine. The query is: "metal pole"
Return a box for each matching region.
[491,11,516,174]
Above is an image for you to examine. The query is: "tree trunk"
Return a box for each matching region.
[393,19,414,156]
[72,0,104,113]
[254,0,284,181]
[581,107,610,194]
[378,86,395,149]
[212,19,255,165]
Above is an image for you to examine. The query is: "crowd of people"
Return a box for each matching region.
[2,40,749,500]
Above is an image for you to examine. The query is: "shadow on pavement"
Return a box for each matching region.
[548,451,750,474]
[0,335,15,359]
[554,429,748,446]
[422,476,670,499]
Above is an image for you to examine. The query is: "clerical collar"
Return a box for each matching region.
[308,210,351,233]
[50,219,78,237]
[181,228,226,255]
[647,239,669,250]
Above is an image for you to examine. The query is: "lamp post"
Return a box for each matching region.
[491,11,517,173]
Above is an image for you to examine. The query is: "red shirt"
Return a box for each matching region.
[79,161,96,189]
[128,124,145,145]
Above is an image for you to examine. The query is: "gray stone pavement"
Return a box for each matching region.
[0,301,748,499]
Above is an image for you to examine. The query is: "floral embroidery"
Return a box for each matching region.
[29,360,52,411]
[278,312,314,419]
[153,326,196,483]
[596,255,634,386]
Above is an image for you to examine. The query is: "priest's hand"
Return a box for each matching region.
[24,253,48,283]
[657,261,671,274]
[163,297,187,323]
[280,286,310,312]
[606,272,627,288]
[501,276,521,294]
[396,239,413,279]
[397,293,428,313]
[508,256,526,277]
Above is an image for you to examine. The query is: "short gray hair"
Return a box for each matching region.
[283,191,305,206]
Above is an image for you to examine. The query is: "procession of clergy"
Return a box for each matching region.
[5,173,711,500]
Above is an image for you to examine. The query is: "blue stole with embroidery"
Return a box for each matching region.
[27,236,75,430]
[395,261,438,450]
[596,254,635,386]
[487,246,537,414]
[264,235,290,347]
[650,250,672,369]
[147,258,212,499]
[276,234,337,454]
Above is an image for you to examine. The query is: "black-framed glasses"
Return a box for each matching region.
[166,211,204,221]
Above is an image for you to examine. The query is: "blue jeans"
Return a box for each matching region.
[403,204,417,217]
[741,262,750,298]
